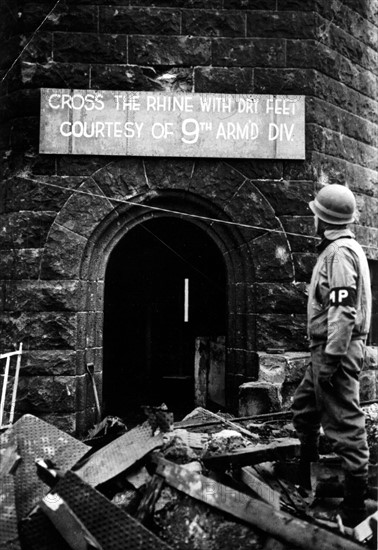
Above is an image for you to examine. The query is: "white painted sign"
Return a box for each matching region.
[39,89,305,159]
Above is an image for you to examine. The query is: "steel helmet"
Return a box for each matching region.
[309,184,356,225]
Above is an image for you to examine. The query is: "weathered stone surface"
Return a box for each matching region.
[54,32,127,63]
[292,253,316,282]
[360,371,376,401]
[353,226,378,261]
[144,158,194,190]
[224,0,276,9]
[0,89,39,123]
[14,61,90,90]
[212,37,285,66]
[256,314,307,351]
[57,156,111,177]
[129,35,211,65]
[364,346,378,370]
[224,180,278,229]
[100,7,180,34]
[20,350,77,376]
[247,11,316,38]
[0,248,43,280]
[227,159,283,181]
[90,64,162,91]
[15,375,77,413]
[253,282,307,313]
[38,412,76,434]
[228,313,256,350]
[130,0,222,6]
[20,4,97,33]
[56,178,114,238]
[194,67,253,94]
[40,223,87,279]
[4,280,83,312]
[0,211,55,249]
[92,158,148,201]
[187,160,245,206]
[239,381,282,416]
[3,176,83,213]
[183,10,245,36]
[249,232,294,282]
[355,193,378,227]
[280,216,317,253]
[253,67,315,96]
[0,312,77,350]
[22,32,53,64]
[254,180,314,216]
[10,117,39,153]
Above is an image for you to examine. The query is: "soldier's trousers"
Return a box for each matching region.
[292,339,369,475]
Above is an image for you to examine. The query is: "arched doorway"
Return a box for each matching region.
[103,216,227,419]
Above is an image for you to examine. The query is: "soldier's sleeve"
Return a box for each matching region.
[325,246,358,356]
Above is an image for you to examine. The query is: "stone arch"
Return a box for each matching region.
[40,158,294,428]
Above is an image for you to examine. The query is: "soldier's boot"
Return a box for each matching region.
[340,472,368,528]
[298,442,320,490]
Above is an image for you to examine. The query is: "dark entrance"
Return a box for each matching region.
[103,217,227,419]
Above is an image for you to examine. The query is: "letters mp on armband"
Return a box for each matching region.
[329,287,357,307]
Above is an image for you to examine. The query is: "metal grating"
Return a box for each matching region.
[1,414,89,520]
[22,471,173,550]
[0,474,21,550]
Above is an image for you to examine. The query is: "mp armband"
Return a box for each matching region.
[329,287,357,307]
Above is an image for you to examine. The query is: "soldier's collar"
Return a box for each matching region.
[316,228,354,253]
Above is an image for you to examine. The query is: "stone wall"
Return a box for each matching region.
[0,0,377,431]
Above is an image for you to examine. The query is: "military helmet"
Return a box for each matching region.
[309,184,356,225]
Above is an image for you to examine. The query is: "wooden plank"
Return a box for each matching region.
[203,438,300,468]
[154,456,365,550]
[241,467,281,510]
[76,423,163,487]
[353,511,378,543]
[40,494,103,550]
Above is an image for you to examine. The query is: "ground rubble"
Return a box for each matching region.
[0,405,377,550]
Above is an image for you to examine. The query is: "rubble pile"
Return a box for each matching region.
[0,406,377,550]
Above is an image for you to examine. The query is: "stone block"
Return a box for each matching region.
[280,216,317,253]
[0,89,39,123]
[256,314,308,351]
[253,68,315,96]
[144,158,194,190]
[253,180,314,217]
[20,4,98,33]
[0,248,43,280]
[15,375,77,413]
[0,211,55,249]
[56,179,114,239]
[20,350,77,376]
[228,159,283,181]
[21,31,53,64]
[224,179,278,228]
[100,7,180,34]
[355,194,378,227]
[250,232,294,282]
[182,10,245,36]
[14,61,90,90]
[224,0,276,8]
[10,117,39,152]
[4,280,83,312]
[90,64,162,91]
[253,282,307,314]
[363,346,378,370]
[57,156,110,176]
[40,223,87,279]
[258,354,286,385]
[130,0,222,8]
[4,176,83,213]
[129,35,212,65]
[194,67,253,94]
[92,158,149,201]
[0,312,77,350]
[360,370,376,401]
[212,37,285,67]
[54,32,127,63]
[247,11,316,39]
[239,381,282,416]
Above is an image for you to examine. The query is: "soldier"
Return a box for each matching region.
[292,184,372,527]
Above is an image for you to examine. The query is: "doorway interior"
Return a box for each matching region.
[103,216,227,421]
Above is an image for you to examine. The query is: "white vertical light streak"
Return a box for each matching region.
[184,278,189,323]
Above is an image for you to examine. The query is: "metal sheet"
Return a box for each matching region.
[21,471,172,550]
[0,474,21,550]
[40,89,305,159]
[75,422,163,487]
[0,414,89,520]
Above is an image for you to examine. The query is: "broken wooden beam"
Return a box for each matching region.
[75,422,163,487]
[154,456,365,550]
[240,466,281,510]
[203,438,300,469]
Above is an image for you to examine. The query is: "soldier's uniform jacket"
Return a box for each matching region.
[307,228,371,356]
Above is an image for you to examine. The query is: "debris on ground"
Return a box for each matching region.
[0,404,377,550]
